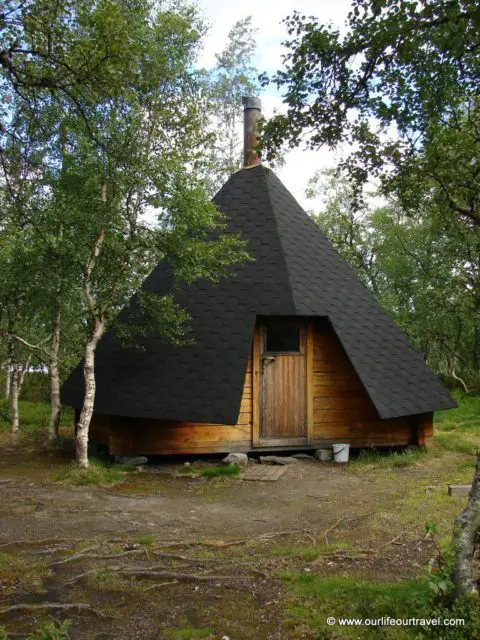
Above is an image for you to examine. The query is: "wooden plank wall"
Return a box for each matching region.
[90,353,253,455]
[89,319,432,454]
[312,320,422,447]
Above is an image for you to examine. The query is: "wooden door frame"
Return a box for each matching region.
[252,319,314,448]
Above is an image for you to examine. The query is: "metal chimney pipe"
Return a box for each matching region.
[242,96,262,168]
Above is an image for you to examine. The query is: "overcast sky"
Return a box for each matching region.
[197,0,352,210]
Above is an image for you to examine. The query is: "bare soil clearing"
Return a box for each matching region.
[0,437,475,639]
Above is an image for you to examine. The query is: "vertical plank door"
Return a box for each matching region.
[260,320,307,444]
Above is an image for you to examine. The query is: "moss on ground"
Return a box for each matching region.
[0,550,50,596]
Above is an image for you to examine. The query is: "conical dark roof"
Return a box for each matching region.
[61,165,455,422]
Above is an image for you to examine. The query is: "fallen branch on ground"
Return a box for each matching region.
[55,549,143,563]
[0,602,105,617]
[377,532,404,552]
[324,517,345,545]
[62,557,268,586]
[150,552,267,572]
[0,538,76,550]
[143,580,179,591]
[117,570,251,582]
[346,512,372,523]
[49,545,101,566]
[151,551,222,563]
[154,529,306,550]
[34,545,73,555]
[62,569,109,586]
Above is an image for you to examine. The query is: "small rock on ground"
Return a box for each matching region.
[223,453,249,466]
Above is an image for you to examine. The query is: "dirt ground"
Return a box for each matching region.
[0,440,474,639]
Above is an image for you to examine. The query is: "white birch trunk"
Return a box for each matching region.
[48,298,61,440]
[75,318,104,467]
[10,362,19,434]
[18,354,31,396]
[3,362,11,399]
[453,451,480,598]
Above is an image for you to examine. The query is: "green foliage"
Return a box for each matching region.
[262,1,480,234]
[17,372,50,404]
[25,620,72,640]
[427,564,455,598]
[425,595,480,639]
[199,464,241,479]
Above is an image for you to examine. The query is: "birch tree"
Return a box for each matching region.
[0,1,249,463]
[0,124,81,439]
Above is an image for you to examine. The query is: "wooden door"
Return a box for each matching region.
[260,320,307,445]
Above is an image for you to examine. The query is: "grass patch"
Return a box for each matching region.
[113,463,138,472]
[272,545,321,562]
[350,447,427,469]
[455,459,475,473]
[199,465,241,479]
[85,569,132,592]
[0,400,74,450]
[131,534,157,547]
[435,391,480,429]
[53,458,134,486]
[282,573,432,639]
[433,432,477,455]
[164,621,213,639]
[433,392,480,456]
[0,400,73,432]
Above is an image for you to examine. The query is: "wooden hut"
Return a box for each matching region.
[61,98,455,456]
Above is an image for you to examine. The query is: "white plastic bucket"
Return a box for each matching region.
[333,444,350,463]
